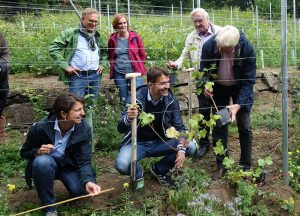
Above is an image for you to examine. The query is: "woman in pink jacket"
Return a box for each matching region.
[108,14,147,106]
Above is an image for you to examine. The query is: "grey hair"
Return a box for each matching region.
[81,8,99,19]
[190,8,209,20]
[215,25,240,48]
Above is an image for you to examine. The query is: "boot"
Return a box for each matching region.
[0,114,8,144]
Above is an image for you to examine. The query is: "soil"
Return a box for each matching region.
[6,67,300,215]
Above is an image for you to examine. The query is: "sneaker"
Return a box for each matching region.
[44,210,58,216]
[150,164,174,187]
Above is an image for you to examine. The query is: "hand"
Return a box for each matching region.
[204,88,213,98]
[179,137,188,148]
[127,106,139,121]
[226,104,241,122]
[175,152,186,169]
[98,65,104,74]
[37,144,54,155]
[85,182,101,196]
[65,66,80,76]
[167,60,178,69]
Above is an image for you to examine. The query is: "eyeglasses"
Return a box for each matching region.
[88,19,98,24]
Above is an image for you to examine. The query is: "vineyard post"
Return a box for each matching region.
[230,6,232,25]
[125,73,141,191]
[171,4,174,23]
[127,0,130,24]
[260,49,264,68]
[107,5,110,33]
[180,1,183,26]
[94,0,96,10]
[116,0,118,13]
[90,0,92,8]
[256,5,259,42]
[212,11,214,24]
[270,3,272,28]
[292,0,297,64]
[99,0,102,29]
[281,0,289,186]
[192,0,194,10]
[197,0,200,8]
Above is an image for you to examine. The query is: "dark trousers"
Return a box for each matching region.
[0,78,9,116]
[212,83,253,169]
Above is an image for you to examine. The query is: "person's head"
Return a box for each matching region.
[215,25,240,54]
[52,93,85,125]
[81,8,99,32]
[190,8,210,34]
[112,13,130,33]
[147,67,170,99]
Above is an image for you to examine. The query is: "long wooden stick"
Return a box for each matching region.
[13,187,115,216]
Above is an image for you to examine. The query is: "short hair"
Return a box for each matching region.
[81,8,99,19]
[112,13,130,30]
[147,67,169,83]
[190,8,209,20]
[215,25,240,48]
[52,93,84,119]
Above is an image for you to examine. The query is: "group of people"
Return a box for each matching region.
[0,7,256,216]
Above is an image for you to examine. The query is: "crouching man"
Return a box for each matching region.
[115,67,196,187]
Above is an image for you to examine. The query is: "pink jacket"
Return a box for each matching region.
[108,30,147,79]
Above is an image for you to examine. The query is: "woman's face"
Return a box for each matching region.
[117,17,128,33]
[63,101,85,125]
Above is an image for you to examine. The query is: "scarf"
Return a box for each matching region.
[79,22,96,51]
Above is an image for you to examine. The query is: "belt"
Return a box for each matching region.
[79,70,98,75]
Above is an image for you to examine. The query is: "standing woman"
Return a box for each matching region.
[108,14,147,106]
[20,93,101,216]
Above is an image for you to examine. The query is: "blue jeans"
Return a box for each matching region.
[69,72,101,101]
[115,139,197,179]
[32,155,86,214]
[212,83,253,169]
[114,71,144,105]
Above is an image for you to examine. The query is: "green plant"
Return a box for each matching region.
[288,149,300,192]
[280,197,295,214]
[24,89,48,120]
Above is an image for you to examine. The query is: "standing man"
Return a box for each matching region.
[200,25,256,180]
[49,8,107,102]
[167,8,221,159]
[0,32,10,143]
[115,67,196,187]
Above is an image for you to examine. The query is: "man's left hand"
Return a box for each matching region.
[175,152,186,169]
[98,65,104,74]
[85,182,101,196]
[226,104,241,122]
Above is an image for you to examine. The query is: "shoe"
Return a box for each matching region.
[194,145,209,159]
[150,164,174,187]
[212,166,226,180]
[44,211,58,216]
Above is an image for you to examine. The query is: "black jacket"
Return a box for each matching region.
[117,85,186,147]
[20,113,95,188]
[200,32,256,112]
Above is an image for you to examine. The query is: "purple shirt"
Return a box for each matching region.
[216,51,237,86]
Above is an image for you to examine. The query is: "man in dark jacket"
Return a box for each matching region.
[199,25,256,180]
[0,32,10,143]
[115,67,196,187]
[20,93,101,216]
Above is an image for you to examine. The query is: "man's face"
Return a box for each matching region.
[81,13,99,32]
[149,75,170,99]
[218,46,235,54]
[192,12,209,34]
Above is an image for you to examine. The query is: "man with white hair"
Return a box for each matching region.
[167,8,221,159]
[200,25,256,180]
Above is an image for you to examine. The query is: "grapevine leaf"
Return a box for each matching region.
[165,127,180,139]
[265,156,273,165]
[223,157,234,169]
[204,81,214,92]
[213,140,225,155]
[258,158,266,167]
[138,112,155,127]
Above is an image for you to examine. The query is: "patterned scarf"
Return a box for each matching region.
[79,22,96,51]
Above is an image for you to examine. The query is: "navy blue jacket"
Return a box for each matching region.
[117,85,186,146]
[20,113,95,188]
[200,32,256,112]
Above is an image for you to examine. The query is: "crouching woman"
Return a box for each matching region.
[20,93,101,216]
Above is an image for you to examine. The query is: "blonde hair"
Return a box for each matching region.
[190,8,209,20]
[215,25,240,48]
